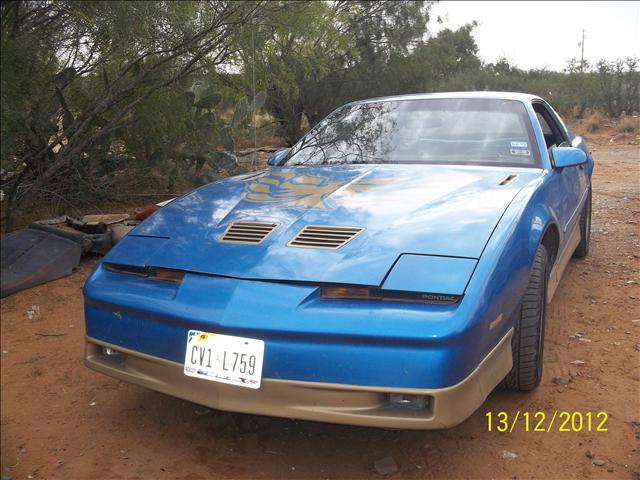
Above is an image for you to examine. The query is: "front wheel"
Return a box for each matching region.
[573,187,591,258]
[500,244,548,391]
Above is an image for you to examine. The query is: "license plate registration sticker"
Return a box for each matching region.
[183,330,264,389]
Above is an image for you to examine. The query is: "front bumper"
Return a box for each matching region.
[85,328,512,429]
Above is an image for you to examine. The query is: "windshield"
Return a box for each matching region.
[283,98,540,167]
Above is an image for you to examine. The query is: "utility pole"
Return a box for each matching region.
[580,29,586,73]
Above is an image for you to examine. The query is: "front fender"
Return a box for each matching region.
[463,172,561,357]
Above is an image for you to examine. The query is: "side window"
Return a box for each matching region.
[536,112,552,134]
[533,102,568,149]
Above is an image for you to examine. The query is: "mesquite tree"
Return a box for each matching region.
[1,1,262,228]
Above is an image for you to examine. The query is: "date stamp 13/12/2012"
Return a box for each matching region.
[486,411,609,433]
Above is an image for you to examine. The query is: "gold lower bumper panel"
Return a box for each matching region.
[85,330,512,429]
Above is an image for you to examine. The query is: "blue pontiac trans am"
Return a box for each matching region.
[84,92,593,429]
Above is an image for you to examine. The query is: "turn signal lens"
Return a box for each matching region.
[105,263,184,283]
[320,286,460,304]
[104,263,146,276]
[321,286,372,299]
[147,267,185,283]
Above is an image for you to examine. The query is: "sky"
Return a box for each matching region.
[429,1,640,71]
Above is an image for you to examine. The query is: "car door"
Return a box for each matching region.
[533,101,588,236]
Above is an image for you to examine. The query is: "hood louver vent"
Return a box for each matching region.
[288,225,364,249]
[497,174,518,186]
[219,221,278,244]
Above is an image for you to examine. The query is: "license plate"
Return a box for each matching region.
[183,330,264,389]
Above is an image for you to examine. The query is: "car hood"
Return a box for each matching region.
[106,164,541,286]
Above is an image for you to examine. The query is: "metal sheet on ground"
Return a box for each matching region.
[0,228,82,298]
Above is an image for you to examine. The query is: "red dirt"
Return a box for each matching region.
[1,143,639,480]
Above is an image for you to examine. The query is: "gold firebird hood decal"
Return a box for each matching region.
[243,171,396,209]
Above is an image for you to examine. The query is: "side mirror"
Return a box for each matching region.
[551,146,587,168]
[267,148,291,167]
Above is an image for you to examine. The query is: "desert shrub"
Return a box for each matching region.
[582,112,605,133]
[616,115,639,134]
[565,105,584,120]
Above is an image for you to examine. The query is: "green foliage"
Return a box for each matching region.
[0,3,59,170]
[232,1,638,142]
[254,1,434,144]
[441,56,639,118]
[0,0,264,227]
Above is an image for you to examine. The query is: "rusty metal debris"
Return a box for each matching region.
[0,199,174,297]
[82,214,130,225]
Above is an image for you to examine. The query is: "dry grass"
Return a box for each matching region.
[565,105,584,121]
[616,115,639,134]
[582,112,605,133]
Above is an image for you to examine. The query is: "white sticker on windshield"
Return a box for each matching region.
[510,148,531,156]
[511,141,528,148]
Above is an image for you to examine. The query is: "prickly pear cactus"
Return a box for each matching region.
[185,80,265,180]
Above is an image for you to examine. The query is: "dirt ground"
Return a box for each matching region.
[1,142,639,480]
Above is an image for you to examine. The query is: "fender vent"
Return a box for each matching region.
[288,225,364,249]
[219,221,278,244]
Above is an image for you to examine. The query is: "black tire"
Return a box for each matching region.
[500,244,548,391]
[573,187,591,258]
